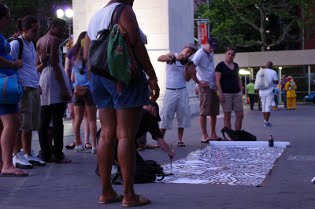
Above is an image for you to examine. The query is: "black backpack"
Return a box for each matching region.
[95,128,165,184]
[221,127,257,141]
[111,160,165,185]
[8,38,23,60]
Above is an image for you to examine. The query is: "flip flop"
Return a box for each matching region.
[177,141,186,147]
[201,140,210,143]
[210,137,223,141]
[84,143,92,149]
[99,193,124,204]
[1,170,29,177]
[122,194,151,207]
[65,142,75,149]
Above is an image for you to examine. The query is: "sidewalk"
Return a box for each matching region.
[0,104,315,209]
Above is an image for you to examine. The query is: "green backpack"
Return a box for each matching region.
[107,23,138,85]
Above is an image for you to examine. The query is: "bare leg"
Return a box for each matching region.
[177,127,184,142]
[13,131,22,155]
[116,108,146,204]
[83,110,90,145]
[200,115,209,140]
[263,112,270,121]
[235,111,244,131]
[223,112,232,129]
[160,128,166,138]
[85,105,97,149]
[68,103,75,130]
[210,116,219,139]
[98,108,117,203]
[21,130,32,155]
[1,113,27,175]
[73,106,85,146]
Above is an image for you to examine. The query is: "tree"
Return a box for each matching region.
[197,0,315,52]
[5,0,71,38]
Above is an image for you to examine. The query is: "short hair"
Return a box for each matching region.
[225,46,236,53]
[0,3,9,19]
[22,15,38,30]
[266,61,273,68]
[48,17,66,29]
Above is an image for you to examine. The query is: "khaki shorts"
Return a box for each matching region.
[198,86,219,117]
[19,87,41,131]
[221,92,244,112]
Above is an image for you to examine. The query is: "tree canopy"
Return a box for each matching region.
[196,0,315,52]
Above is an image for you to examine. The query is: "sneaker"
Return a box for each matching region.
[91,148,97,154]
[24,151,46,166]
[74,144,90,153]
[264,122,272,127]
[13,152,33,169]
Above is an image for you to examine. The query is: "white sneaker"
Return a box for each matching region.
[264,122,272,127]
[74,144,90,153]
[13,152,33,169]
[24,151,46,166]
[91,148,97,154]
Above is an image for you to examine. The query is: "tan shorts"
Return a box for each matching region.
[221,92,244,112]
[198,86,219,117]
[19,87,41,131]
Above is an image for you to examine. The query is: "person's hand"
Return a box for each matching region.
[39,54,49,65]
[219,93,225,103]
[13,60,23,69]
[168,149,176,159]
[199,81,209,88]
[149,79,160,102]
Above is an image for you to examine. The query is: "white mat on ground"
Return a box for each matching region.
[161,141,290,186]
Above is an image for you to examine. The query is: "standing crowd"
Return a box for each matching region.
[0,0,300,207]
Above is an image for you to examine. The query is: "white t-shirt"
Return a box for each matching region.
[259,68,279,97]
[10,36,40,88]
[87,3,121,40]
[192,48,216,90]
[165,53,186,89]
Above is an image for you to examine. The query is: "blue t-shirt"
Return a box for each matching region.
[72,60,90,88]
[0,34,16,76]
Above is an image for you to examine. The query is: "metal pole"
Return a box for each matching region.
[308,65,311,95]
[278,68,282,104]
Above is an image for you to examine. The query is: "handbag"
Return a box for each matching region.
[221,127,257,141]
[0,73,23,104]
[88,4,125,78]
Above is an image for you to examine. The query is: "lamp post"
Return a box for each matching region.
[56,8,73,40]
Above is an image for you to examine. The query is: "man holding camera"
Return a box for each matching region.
[157,43,197,147]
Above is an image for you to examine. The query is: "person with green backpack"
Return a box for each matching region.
[84,0,159,207]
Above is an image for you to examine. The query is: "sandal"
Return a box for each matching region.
[177,141,186,147]
[84,143,92,149]
[99,192,124,204]
[65,142,75,149]
[122,194,151,207]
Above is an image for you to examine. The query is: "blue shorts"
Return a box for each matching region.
[91,72,149,109]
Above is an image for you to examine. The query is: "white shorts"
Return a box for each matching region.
[260,94,274,112]
[160,88,191,129]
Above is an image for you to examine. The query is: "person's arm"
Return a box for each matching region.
[50,37,70,100]
[83,34,90,64]
[156,138,175,159]
[0,57,22,69]
[238,75,242,92]
[157,53,174,62]
[65,56,71,78]
[215,71,224,102]
[8,40,23,70]
[119,5,159,101]
[71,68,75,83]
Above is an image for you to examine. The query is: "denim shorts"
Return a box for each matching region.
[91,72,149,109]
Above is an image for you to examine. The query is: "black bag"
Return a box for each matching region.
[95,128,165,184]
[112,160,165,185]
[88,4,124,78]
[221,127,257,141]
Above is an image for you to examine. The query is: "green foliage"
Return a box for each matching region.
[197,0,315,52]
[4,0,71,38]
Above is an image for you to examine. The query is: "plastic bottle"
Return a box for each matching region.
[268,135,274,147]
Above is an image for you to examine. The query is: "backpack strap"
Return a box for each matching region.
[16,38,23,60]
[221,127,230,141]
